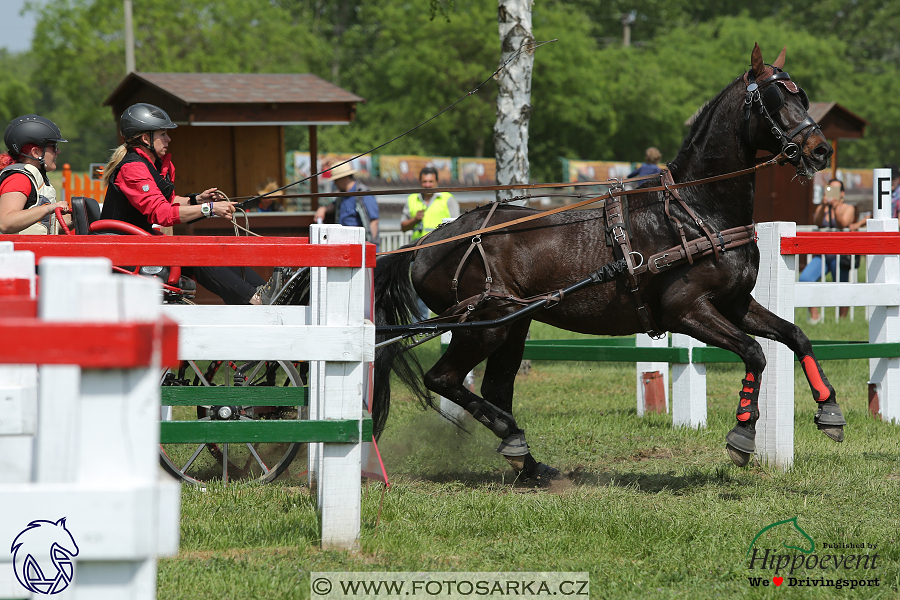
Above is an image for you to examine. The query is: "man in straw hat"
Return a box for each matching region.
[254,178,285,212]
[314,162,379,249]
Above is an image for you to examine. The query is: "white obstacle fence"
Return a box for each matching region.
[159,225,373,549]
[0,247,180,599]
[631,209,900,469]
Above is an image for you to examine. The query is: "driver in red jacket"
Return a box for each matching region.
[100,103,280,304]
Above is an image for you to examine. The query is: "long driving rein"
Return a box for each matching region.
[375,155,782,258]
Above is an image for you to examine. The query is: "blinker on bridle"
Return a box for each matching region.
[743,66,819,164]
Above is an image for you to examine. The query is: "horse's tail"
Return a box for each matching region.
[372,248,434,437]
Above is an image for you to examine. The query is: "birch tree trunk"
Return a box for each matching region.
[495,0,534,376]
[494,0,534,205]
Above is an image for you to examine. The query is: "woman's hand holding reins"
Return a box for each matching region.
[211,201,236,220]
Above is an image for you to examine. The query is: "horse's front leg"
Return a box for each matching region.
[735,298,846,443]
[668,300,769,467]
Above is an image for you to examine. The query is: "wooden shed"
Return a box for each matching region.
[753,102,867,225]
[103,72,363,202]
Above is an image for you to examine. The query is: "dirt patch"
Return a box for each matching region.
[624,446,675,462]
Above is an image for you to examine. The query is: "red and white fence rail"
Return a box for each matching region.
[0,246,181,599]
[0,227,376,552]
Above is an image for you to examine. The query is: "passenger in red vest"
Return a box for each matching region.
[0,114,72,234]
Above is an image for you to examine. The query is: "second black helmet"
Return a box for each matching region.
[120,103,177,140]
[4,115,67,157]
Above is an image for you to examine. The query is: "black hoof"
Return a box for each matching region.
[815,401,847,426]
[725,426,755,467]
[817,423,844,443]
[726,444,752,467]
[526,462,562,487]
[505,454,562,487]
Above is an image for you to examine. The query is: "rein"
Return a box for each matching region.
[377,155,785,257]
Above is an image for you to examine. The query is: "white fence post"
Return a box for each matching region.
[753,222,796,469]
[671,334,706,428]
[309,225,366,549]
[866,171,900,423]
[0,243,37,488]
[636,333,669,415]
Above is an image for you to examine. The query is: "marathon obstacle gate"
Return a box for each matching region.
[0,246,180,599]
[0,225,374,568]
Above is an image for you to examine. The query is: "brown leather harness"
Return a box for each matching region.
[410,168,757,338]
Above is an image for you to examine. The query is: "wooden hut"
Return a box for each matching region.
[752,102,867,225]
[103,72,363,205]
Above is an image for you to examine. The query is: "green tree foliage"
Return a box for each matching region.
[27,0,329,170]
[17,0,900,175]
[0,50,36,127]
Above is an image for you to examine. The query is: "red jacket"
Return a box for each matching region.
[113,147,181,226]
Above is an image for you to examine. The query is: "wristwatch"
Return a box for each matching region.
[201,202,213,217]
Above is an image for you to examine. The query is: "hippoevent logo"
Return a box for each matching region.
[10,518,79,595]
[745,517,880,591]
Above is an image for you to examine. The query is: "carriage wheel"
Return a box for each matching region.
[159,359,308,485]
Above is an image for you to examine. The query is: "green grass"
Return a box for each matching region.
[159,312,900,600]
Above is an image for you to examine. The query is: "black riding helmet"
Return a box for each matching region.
[120,103,177,140]
[4,114,67,157]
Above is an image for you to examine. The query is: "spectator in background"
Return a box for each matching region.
[401,166,460,320]
[401,166,459,240]
[314,162,379,249]
[800,178,855,324]
[254,179,285,212]
[627,147,662,179]
[0,114,72,234]
[890,165,900,219]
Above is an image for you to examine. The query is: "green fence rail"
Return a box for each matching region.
[159,387,372,444]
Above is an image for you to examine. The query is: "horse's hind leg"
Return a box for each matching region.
[480,319,561,485]
[423,318,559,485]
[670,301,769,467]
[423,324,526,450]
[735,298,846,442]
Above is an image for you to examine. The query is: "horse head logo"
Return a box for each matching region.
[10,518,80,595]
[746,516,815,559]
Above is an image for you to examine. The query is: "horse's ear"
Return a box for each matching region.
[750,43,765,75]
[772,46,786,69]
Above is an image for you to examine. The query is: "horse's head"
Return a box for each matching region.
[742,43,832,178]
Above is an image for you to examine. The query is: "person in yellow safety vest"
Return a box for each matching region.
[401,166,460,240]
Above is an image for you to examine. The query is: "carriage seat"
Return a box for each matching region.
[63,197,195,299]
[69,196,101,235]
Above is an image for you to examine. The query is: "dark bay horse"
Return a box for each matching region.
[374,44,844,484]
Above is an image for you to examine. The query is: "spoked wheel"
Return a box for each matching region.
[159,359,308,485]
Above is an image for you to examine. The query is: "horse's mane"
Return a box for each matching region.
[668,74,745,175]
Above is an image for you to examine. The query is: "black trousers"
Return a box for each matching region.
[182,266,264,305]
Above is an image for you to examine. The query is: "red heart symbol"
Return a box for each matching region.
[773,577,783,586]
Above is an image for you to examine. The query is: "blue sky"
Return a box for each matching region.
[2,0,39,53]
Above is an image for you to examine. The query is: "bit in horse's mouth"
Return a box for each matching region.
[797,156,818,179]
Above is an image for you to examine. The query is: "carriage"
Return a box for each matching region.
[55,197,327,486]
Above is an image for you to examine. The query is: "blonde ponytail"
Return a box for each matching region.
[101,144,129,187]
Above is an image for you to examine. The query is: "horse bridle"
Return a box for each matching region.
[743,66,820,166]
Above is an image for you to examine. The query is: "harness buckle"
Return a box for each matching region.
[653,254,670,270]
[613,226,627,243]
